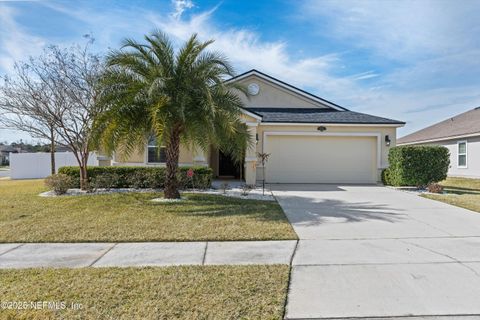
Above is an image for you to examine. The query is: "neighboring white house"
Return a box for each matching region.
[398,107,480,179]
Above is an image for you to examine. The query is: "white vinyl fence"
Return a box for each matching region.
[10,152,98,179]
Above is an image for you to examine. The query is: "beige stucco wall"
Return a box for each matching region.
[255,124,397,182]
[112,114,258,172]
[421,136,480,179]
[113,143,195,166]
[235,75,329,109]
[110,124,398,184]
[98,159,111,167]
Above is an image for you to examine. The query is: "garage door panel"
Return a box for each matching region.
[265,135,376,183]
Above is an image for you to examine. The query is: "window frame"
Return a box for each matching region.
[147,138,167,164]
[457,140,468,169]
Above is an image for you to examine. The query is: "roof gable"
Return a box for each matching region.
[227,69,347,111]
[398,107,480,144]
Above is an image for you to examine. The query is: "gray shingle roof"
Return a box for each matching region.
[245,108,405,125]
[398,107,480,144]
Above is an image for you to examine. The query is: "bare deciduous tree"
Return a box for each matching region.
[0,39,103,188]
[47,42,104,189]
[0,59,60,174]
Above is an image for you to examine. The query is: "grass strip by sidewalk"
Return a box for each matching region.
[0,265,290,319]
[0,179,297,242]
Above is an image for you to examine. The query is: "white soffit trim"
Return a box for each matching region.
[262,131,383,169]
[398,132,480,145]
[260,122,404,128]
[241,108,262,121]
[228,70,345,111]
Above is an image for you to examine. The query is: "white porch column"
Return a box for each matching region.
[244,123,258,186]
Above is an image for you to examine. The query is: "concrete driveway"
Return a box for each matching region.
[272,184,480,320]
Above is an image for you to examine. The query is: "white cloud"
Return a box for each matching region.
[301,0,480,61]
[148,8,362,98]
[0,3,46,74]
[296,0,480,135]
[171,0,194,19]
[147,4,480,136]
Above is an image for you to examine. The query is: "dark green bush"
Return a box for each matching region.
[91,173,121,191]
[381,168,391,185]
[387,145,450,187]
[58,166,213,189]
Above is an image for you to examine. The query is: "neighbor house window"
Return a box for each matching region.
[147,137,166,163]
[457,141,467,168]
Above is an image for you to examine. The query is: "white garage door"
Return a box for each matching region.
[264,135,377,183]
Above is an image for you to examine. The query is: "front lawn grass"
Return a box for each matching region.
[422,177,480,213]
[0,265,290,320]
[0,179,296,242]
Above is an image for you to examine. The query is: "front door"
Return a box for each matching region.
[219,151,241,178]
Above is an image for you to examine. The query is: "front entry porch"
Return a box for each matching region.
[192,119,258,186]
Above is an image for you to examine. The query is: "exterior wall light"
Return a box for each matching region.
[385,135,391,146]
[317,126,327,132]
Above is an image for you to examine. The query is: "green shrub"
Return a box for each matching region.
[45,173,75,195]
[178,167,212,189]
[127,170,164,189]
[91,173,121,191]
[387,145,450,187]
[381,168,391,185]
[58,166,213,189]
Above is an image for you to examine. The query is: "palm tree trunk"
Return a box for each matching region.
[164,127,181,199]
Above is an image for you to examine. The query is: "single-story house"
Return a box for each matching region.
[398,107,480,179]
[108,69,405,185]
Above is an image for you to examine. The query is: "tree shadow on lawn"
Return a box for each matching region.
[278,195,406,227]
[149,193,288,223]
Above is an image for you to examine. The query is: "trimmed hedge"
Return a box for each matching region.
[58,166,213,189]
[384,145,450,187]
[381,167,390,185]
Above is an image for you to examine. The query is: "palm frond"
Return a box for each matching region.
[95,30,250,171]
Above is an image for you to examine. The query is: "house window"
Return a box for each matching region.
[457,141,467,168]
[147,137,166,163]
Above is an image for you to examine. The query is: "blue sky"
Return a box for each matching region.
[1,0,480,143]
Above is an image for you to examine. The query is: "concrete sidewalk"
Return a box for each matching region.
[0,240,297,268]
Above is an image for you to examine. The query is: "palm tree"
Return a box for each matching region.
[95,31,250,198]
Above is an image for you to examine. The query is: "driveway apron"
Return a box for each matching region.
[272,184,480,319]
